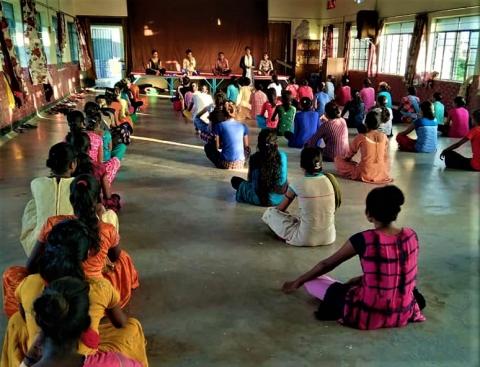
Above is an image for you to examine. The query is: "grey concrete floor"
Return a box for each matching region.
[0,96,479,367]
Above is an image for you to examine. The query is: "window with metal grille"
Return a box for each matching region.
[67,22,79,63]
[378,21,414,75]
[332,27,339,57]
[431,15,479,81]
[348,25,370,71]
[1,1,27,67]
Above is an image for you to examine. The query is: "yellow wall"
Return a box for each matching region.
[71,0,128,16]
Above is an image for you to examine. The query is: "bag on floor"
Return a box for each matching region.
[324,172,342,210]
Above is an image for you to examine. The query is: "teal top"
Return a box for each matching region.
[236,150,288,206]
[378,91,392,108]
[102,130,112,161]
[226,85,239,103]
[433,101,445,125]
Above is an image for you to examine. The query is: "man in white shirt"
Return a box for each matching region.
[189,83,214,133]
[240,47,255,81]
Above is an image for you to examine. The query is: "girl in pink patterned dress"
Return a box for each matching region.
[67,111,120,185]
[282,185,426,330]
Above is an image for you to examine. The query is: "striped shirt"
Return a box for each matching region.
[307,117,349,160]
[250,90,268,120]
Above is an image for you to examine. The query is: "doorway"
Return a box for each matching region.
[90,25,124,87]
[268,22,292,75]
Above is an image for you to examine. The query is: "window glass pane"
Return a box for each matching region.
[458,16,480,31]
[67,22,79,62]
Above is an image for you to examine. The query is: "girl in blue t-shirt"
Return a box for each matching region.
[396,101,438,153]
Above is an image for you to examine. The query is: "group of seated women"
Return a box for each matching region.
[1,80,149,366]
[145,47,276,77]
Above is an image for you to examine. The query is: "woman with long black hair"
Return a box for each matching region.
[25,174,138,309]
[231,129,288,206]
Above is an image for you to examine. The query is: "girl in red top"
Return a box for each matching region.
[297,79,314,101]
[441,109,480,171]
[439,96,470,138]
[282,185,426,330]
[336,75,352,107]
[285,77,299,102]
[259,88,279,128]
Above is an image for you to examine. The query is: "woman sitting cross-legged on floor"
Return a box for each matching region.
[281,185,426,330]
[438,96,470,138]
[20,277,145,366]
[440,109,480,171]
[306,101,349,162]
[284,97,320,148]
[257,88,279,129]
[231,129,288,206]
[17,142,119,263]
[1,220,147,366]
[335,110,393,184]
[3,174,139,314]
[396,101,438,153]
[272,90,296,136]
[262,147,341,246]
[204,102,250,169]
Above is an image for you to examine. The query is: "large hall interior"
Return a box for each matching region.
[0,0,479,366]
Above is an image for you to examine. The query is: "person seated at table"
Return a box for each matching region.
[240,46,255,80]
[145,49,166,76]
[231,129,288,206]
[204,102,250,169]
[438,96,470,138]
[440,109,480,172]
[396,101,438,153]
[259,52,274,76]
[182,48,198,76]
[214,52,231,75]
[285,97,320,148]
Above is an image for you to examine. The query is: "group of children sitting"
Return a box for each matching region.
[169,71,478,329]
[1,78,149,366]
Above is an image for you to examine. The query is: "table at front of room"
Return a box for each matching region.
[132,72,289,96]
